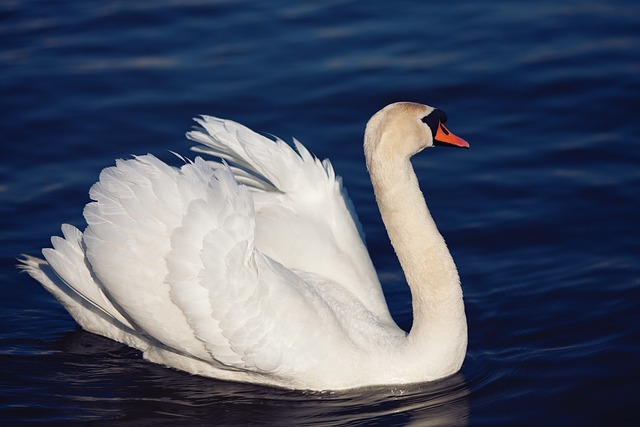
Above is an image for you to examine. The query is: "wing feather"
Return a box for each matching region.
[83,155,212,361]
[78,155,350,376]
[159,158,353,374]
[187,116,393,323]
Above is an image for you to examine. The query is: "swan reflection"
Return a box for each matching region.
[50,330,469,426]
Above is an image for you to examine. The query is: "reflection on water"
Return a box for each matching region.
[38,330,469,426]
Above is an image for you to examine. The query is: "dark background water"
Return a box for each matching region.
[1,0,639,425]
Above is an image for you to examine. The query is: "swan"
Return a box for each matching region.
[19,102,469,391]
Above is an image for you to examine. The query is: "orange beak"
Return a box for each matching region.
[434,122,470,148]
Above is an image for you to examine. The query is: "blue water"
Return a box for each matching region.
[2,0,639,425]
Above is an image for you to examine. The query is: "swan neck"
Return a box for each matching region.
[366,148,465,349]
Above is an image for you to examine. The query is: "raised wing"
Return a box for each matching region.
[188,116,393,323]
[79,155,355,377]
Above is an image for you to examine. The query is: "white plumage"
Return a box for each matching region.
[20,102,469,390]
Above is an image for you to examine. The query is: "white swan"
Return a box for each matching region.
[19,102,469,391]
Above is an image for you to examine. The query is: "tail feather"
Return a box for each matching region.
[46,225,133,328]
[17,254,148,351]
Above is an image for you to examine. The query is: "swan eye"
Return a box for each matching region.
[421,109,448,136]
[421,109,448,125]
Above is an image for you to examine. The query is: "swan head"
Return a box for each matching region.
[364,102,469,166]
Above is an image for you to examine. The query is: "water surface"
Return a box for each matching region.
[1,1,639,425]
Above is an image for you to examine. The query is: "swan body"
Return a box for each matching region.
[20,102,469,390]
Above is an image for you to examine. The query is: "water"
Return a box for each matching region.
[1,0,639,425]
